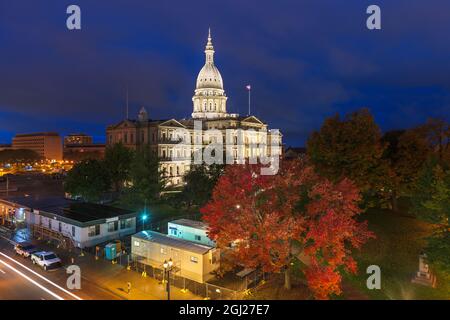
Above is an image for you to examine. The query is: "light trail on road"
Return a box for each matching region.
[0,257,65,300]
[0,252,83,300]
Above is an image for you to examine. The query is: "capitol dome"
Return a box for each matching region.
[195,28,223,90]
[196,63,223,90]
[192,29,229,119]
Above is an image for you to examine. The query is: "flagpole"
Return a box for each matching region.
[248,87,251,115]
[126,85,129,119]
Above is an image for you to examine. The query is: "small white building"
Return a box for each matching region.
[168,219,215,247]
[132,230,219,283]
[4,196,136,248]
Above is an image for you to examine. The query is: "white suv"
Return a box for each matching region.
[31,251,62,271]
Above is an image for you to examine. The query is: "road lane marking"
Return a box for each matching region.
[0,268,5,274]
[0,257,64,300]
[0,252,83,300]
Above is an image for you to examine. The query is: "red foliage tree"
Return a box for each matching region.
[201,159,375,299]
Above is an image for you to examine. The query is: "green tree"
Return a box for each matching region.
[422,118,450,162]
[307,108,387,205]
[411,161,450,276]
[104,143,134,192]
[181,164,224,207]
[121,148,166,207]
[64,159,111,202]
[382,127,431,210]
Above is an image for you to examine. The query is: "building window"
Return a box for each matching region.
[195,235,201,241]
[59,222,62,233]
[120,219,132,229]
[108,221,118,232]
[169,227,177,236]
[160,247,167,255]
[72,226,76,237]
[190,256,198,263]
[134,240,140,247]
[88,225,100,237]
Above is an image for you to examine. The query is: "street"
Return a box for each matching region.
[0,251,81,300]
[0,236,122,300]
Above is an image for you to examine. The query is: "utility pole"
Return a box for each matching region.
[6,175,9,198]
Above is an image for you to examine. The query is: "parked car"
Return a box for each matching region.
[30,251,62,271]
[14,243,39,258]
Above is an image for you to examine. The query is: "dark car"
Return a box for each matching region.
[14,243,39,258]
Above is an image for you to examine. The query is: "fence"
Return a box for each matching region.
[130,257,244,300]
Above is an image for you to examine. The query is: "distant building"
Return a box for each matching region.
[64,134,93,147]
[168,219,215,247]
[63,143,106,161]
[0,144,12,151]
[12,132,63,161]
[2,196,136,248]
[132,230,219,283]
[284,147,307,160]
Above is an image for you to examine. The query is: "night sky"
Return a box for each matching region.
[1,1,450,147]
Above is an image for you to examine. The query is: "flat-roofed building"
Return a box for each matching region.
[132,230,219,283]
[12,132,63,161]
[4,196,136,248]
[64,134,93,147]
[63,143,106,161]
[0,144,12,151]
[168,218,215,247]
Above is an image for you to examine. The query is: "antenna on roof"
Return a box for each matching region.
[126,84,129,120]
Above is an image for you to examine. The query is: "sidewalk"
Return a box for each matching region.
[53,245,201,300]
[8,228,201,300]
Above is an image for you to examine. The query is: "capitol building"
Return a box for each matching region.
[107,30,282,186]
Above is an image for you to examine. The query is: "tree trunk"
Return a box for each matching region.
[284,267,292,290]
[391,190,398,212]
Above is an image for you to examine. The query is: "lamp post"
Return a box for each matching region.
[163,258,173,300]
[141,214,148,231]
[141,200,149,231]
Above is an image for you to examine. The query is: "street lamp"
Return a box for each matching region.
[163,258,173,300]
[141,214,148,230]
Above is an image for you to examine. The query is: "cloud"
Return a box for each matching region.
[1,0,450,146]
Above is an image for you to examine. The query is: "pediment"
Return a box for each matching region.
[241,116,265,125]
[159,119,186,128]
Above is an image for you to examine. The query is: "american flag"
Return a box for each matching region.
[246,84,251,90]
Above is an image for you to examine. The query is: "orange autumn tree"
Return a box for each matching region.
[201,159,375,299]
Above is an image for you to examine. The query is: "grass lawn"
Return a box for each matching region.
[344,209,450,300]
[251,208,449,300]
